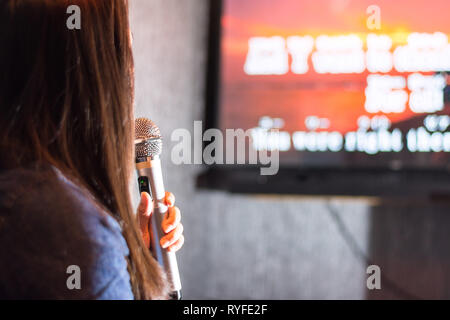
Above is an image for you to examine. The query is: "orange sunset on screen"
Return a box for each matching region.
[219,0,450,135]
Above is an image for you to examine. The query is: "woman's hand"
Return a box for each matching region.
[137,191,184,252]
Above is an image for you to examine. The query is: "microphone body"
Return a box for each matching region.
[135,118,182,300]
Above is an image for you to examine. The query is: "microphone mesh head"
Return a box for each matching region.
[135,118,162,158]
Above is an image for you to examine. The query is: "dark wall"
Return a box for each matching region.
[130,0,450,299]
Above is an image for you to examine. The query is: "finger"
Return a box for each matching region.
[161,206,181,233]
[168,235,184,252]
[160,223,184,249]
[138,192,152,217]
[164,191,175,207]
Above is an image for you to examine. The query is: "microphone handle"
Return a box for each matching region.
[136,156,182,300]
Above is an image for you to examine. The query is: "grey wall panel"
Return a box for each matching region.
[129,0,450,299]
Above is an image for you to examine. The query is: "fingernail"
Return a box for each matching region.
[161,240,169,248]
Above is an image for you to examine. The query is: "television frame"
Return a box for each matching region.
[197,0,450,198]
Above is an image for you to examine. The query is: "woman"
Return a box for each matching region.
[0,0,184,299]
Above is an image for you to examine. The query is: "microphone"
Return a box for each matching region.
[134,117,182,300]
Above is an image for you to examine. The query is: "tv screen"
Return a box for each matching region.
[201,0,450,195]
[218,0,449,167]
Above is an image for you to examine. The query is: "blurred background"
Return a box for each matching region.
[130,0,450,299]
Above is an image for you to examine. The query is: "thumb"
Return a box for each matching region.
[137,192,153,248]
[138,192,153,218]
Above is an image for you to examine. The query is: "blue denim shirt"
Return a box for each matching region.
[0,165,134,299]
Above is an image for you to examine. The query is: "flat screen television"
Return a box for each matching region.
[198,0,450,197]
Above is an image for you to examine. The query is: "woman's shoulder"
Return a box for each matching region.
[0,164,134,299]
[0,164,124,245]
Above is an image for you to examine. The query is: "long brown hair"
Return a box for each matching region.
[0,0,169,299]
